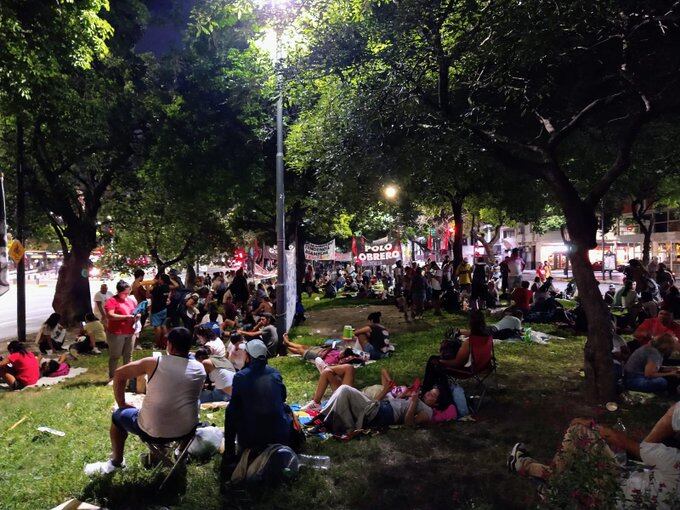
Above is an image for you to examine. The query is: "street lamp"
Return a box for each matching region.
[270,0,289,339]
[383,184,398,200]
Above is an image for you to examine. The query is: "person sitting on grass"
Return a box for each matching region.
[623,333,680,394]
[39,352,71,377]
[510,280,533,314]
[353,312,391,360]
[631,308,680,352]
[84,327,206,475]
[237,313,278,358]
[196,326,226,358]
[508,404,680,509]
[222,340,293,479]
[36,313,66,354]
[199,308,223,337]
[194,347,235,403]
[71,313,105,355]
[0,341,40,390]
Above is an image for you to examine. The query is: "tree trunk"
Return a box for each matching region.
[641,228,653,267]
[565,207,616,403]
[185,260,197,289]
[52,246,94,325]
[450,199,464,268]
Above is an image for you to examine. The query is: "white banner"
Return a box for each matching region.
[285,246,297,331]
[304,240,336,261]
[334,251,353,262]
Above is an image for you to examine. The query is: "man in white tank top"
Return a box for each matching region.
[84,327,206,476]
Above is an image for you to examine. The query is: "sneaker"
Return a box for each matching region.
[84,458,125,476]
[92,347,102,355]
[300,400,322,413]
[507,442,528,473]
[313,357,328,373]
[107,380,114,386]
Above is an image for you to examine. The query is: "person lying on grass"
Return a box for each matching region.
[508,403,680,509]
[308,369,456,434]
[282,333,366,367]
[300,366,435,413]
[84,327,205,475]
[39,352,71,377]
[0,341,40,390]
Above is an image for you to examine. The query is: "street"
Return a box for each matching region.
[0,278,114,343]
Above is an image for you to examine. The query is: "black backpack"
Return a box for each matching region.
[439,327,462,360]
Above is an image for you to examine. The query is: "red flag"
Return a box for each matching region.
[351,236,357,256]
[441,229,449,251]
[427,235,433,250]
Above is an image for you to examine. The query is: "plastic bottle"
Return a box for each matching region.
[613,418,627,466]
[298,454,331,470]
[523,328,533,343]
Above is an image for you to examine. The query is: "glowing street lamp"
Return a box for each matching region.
[383,184,398,200]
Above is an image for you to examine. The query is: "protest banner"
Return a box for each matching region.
[355,238,402,266]
[304,240,336,261]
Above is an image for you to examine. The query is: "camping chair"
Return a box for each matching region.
[140,426,197,490]
[445,335,497,413]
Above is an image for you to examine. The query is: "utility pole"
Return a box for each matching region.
[16,119,26,341]
[274,27,287,338]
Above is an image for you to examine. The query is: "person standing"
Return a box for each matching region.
[507,249,525,291]
[104,280,138,382]
[150,274,174,349]
[429,262,443,316]
[229,268,250,311]
[93,283,113,329]
[499,256,510,295]
[131,269,150,328]
[455,257,473,291]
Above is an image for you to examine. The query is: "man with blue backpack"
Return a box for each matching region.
[221,339,301,486]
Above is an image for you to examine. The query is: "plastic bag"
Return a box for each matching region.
[188,426,224,459]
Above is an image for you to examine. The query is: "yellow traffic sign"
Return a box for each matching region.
[9,240,25,264]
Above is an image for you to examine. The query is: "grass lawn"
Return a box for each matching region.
[0,300,673,510]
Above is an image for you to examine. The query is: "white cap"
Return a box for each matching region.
[240,339,267,359]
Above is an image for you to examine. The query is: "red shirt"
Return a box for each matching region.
[8,352,40,386]
[634,318,680,345]
[104,295,136,335]
[511,288,533,311]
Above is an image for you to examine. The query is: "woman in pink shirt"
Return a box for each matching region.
[104,280,139,381]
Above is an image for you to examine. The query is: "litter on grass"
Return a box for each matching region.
[37,426,65,437]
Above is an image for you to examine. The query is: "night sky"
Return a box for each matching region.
[135,0,196,56]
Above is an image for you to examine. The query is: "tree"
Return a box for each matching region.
[290,0,680,401]
[458,1,680,401]
[0,2,148,323]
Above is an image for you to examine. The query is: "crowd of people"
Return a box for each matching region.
[4,253,680,506]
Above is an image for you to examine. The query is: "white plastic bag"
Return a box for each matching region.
[188,426,224,459]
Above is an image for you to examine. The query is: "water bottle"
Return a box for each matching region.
[522,328,533,343]
[298,454,331,470]
[613,418,627,466]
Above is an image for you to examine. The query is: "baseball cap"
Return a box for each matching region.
[241,339,267,359]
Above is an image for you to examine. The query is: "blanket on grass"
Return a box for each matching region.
[0,367,88,390]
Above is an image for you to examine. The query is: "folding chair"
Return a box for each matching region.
[140,426,197,490]
[445,335,497,413]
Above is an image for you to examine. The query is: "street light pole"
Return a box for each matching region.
[16,119,26,341]
[274,26,287,338]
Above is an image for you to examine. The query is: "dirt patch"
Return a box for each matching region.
[302,303,428,338]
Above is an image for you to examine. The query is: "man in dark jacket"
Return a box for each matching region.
[222,339,292,480]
